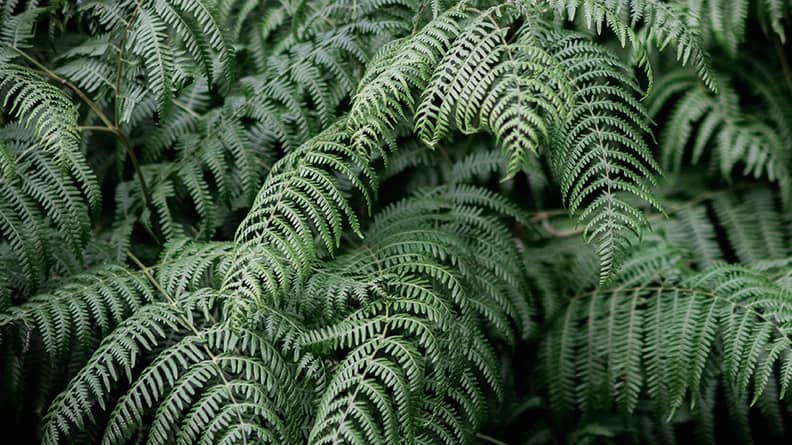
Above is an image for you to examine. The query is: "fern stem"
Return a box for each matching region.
[114,130,155,217]
[476,433,509,445]
[531,185,755,238]
[773,37,792,95]
[4,43,155,214]
[113,6,137,129]
[78,125,116,133]
[174,99,201,118]
[327,306,391,443]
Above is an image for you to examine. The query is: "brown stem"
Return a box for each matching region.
[774,37,792,96]
[476,433,509,445]
[78,125,116,134]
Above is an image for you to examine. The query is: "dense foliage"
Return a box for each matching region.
[2,0,792,443]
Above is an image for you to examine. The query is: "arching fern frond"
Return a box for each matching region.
[100,322,307,444]
[302,185,531,444]
[223,119,381,312]
[0,265,154,361]
[0,65,82,168]
[0,125,99,294]
[0,3,45,59]
[39,287,311,445]
[348,6,469,153]
[38,301,182,444]
[346,3,685,281]
[712,190,787,263]
[0,264,155,427]
[414,5,571,177]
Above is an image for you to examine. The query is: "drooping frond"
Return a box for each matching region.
[0,3,45,60]
[348,6,469,153]
[677,0,790,53]
[0,125,100,294]
[0,264,155,424]
[648,68,792,203]
[0,65,83,168]
[347,4,680,280]
[40,300,187,444]
[539,0,716,90]
[542,240,792,417]
[0,265,154,361]
[414,5,571,177]
[545,30,662,282]
[101,322,308,445]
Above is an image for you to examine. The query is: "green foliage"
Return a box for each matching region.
[3,1,792,444]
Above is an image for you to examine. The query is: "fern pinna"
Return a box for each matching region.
[3,0,792,444]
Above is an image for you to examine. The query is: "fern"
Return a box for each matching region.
[6,1,792,444]
[540,0,716,90]
[648,67,792,203]
[0,65,83,166]
[80,0,231,118]
[542,241,792,417]
[223,119,379,311]
[545,30,662,282]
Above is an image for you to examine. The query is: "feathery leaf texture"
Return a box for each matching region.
[543,242,792,418]
[546,31,662,282]
[6,1,792,444]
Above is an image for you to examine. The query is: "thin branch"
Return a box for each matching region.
[528,185,755,239]
[774,37,792,96]
[78,125,116,134]
[538,217,582,237]
[174,99,202,119]
[477,433,509,445]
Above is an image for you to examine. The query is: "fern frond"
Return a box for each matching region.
[758,0,790,42]
[0,265,154,360]
[415,6,572,177]
[301,184,530,443]
[713,190,787,263]
[130,7,176,117]
[348,6,468,153]
[40,302,184,444]
[541,0,716,90]
[648,68,792,203]
[0,65,82,167]
[156,238,233,295]
[102,323,305,444]
[543,241,792,417]
[0,5,45,58]
[79,0,232,119]
[0,126,99,292]
[546,31,662,282]
[223,119,380,311]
